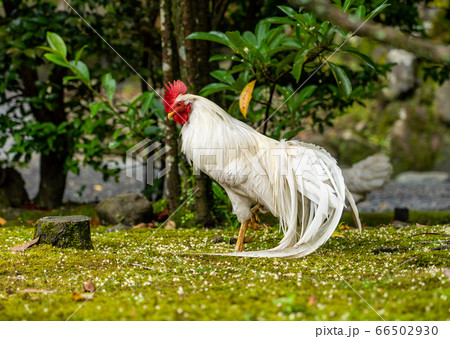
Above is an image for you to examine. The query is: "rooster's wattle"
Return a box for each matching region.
[164,80,361,258]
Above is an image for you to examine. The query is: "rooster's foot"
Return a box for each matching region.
[248,204,267,230]
[248,215,262,230]
[251,203,267,215]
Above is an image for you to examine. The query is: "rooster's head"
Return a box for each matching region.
[164,80,191,124]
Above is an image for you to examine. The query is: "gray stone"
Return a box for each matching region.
[382,49,416,100]
[34,215,93,250]
[210,236,225,244]
[436,79,450,124]
[395,171,449,184]
[0,168,29,207]
[104,223,132,233]
[96,193,154,226]
[392,220,411,229]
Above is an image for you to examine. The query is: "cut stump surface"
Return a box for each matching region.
[34,215,93,250]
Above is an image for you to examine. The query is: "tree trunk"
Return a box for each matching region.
[172,0,215,227]
[34,151,68,209]
[35,67,68,208]
[288,0,450,66]
[3,1,68,209]
[161,0,182,215]
[193,0,215,227]
[13,61,67,210]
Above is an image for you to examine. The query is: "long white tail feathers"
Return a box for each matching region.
[346,187,362,233]
[207,155,362,259]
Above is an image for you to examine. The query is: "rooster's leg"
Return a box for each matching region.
[235,220,249,252]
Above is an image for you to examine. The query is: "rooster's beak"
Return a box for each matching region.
[168,111,175,119]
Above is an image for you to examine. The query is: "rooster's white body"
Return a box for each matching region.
[177,94,361,258]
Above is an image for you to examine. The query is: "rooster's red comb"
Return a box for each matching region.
[164,80,187,113]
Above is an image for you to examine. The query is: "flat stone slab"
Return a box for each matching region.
[96,193,154,226]
[34,215,93,250]
[395,171,449,184]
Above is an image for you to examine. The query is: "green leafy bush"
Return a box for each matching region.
[41,31,165,159]
[189,4,390,138]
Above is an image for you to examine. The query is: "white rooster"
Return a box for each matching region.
[165,80,361,258]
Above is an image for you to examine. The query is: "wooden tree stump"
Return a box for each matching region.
[34,215,94,250]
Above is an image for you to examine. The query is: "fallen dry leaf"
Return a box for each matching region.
[90,217,101,227]
[9,237,40,252]
[82,279,96,293]
[93,184,103,191]
[165,220,176,230]
[132,222,155,229]
[339,224,351,230]
[239,80,256,118]
[331,231,344,237]
[72,292,93,301]
[21,289,53,294]
[132,222,147,229]
[0,217,7,226]
[156,209,168,221]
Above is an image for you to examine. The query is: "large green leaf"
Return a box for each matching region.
[44,53,68,67]
[89,102,104,118]
[292,85,318,112]
[354,5,366,20]
[46,32,67,58]
[297,85,317,102]
[291,49,309,82]
[187,31,234,49]
[209,54,242,62]
[200,83,230,97]
[141,92,155,116]
[341,46,376,70]
[263,17,296,25]
[62,76,79,84]
[210,70,234,85]
[267,28,286,50]
[143,125,160,137]
[282,38,302,49]
[277,6,297,17]
[329,62,352,97]
[255,21,270,47]
[275,53,295,76]
[69,60,90,83]
[225,31,247,55]
[342,0,355,12]
[242,31,257,46]
[102,73,116,102]
[75,45,88,64]
[368,3,390,19]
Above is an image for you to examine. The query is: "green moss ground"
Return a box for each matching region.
[0,207,449,320]
[0,225,449,320]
